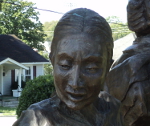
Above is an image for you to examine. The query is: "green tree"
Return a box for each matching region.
[43,21,58,42]
[16,75,55,118]
[39,51,53,75]
[0,0,46,50]
[106,16,132,41]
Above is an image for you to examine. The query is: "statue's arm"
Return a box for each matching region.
[99,91,125,126]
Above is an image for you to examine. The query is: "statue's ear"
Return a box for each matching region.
[111,59,114,66]
[49,52,54,65]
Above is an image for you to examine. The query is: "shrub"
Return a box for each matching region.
[16,74,55,118]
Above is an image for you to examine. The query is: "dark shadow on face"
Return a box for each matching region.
[52,33,108,110]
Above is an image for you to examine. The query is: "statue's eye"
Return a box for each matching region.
[61,65,71,70]
[85,63,98,73]
[86,67,97,73]
[58,59,72,70]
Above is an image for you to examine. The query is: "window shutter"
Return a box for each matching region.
[33,66,36,78]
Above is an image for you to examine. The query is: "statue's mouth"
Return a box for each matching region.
[65,86,87,102]
[67,92,86,102]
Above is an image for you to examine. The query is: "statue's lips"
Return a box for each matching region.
[66,91,86,102]
[65,86,87,102]
[67,93,85,102]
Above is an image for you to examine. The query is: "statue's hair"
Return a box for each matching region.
[50,8,113,71]
[127,0,150,36]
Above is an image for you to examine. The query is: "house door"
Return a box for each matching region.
[11,70,15,83]
[11,70,17,89]
[0,66,3,94]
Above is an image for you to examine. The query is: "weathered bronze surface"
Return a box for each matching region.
[127,0,150,37]
[105,0,150,126]
[13,8,124,126]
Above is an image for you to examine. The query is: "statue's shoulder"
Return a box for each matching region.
[28,98,51,110]
[28,95,60,113]
[13,96,59,126]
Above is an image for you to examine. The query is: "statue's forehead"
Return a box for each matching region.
[57,36,102,52]
[55,37,104,62]
[57,33,103,47]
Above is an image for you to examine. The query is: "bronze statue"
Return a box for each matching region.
[104,0,150,126]
[127,0,150,37]
[13,8,124,126]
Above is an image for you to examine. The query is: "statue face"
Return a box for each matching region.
[52,34,107,110]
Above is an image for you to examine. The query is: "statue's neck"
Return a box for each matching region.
[58,97,101,126]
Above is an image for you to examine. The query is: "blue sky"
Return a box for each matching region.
[26,0,128,23]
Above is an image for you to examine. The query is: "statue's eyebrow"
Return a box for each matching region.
[57,52,73,60]
[83,54,103,62]
[57,52,103,62]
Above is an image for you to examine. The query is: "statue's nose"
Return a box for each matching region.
[68,65,83,89]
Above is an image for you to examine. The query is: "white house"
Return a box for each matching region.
[0,35,49,97]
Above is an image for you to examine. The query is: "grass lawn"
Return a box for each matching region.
[0,106,16,116]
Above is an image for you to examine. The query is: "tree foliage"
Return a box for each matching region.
[106,16,132,41]
[0,0,46,50]
[39,51,53,75]
[43,17,131,42]
[43,21,58,42]
[16,74,55,118]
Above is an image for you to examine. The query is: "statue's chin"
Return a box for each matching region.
[56,90,96,111]
[62,97,94,111]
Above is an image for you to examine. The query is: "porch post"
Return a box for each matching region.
[18,68,22,91]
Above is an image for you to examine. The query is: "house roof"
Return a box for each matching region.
[0,57,7,62]
[0,35,49,63]
[113,33,136,61]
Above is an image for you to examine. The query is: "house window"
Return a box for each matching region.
[25,67,31,80]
